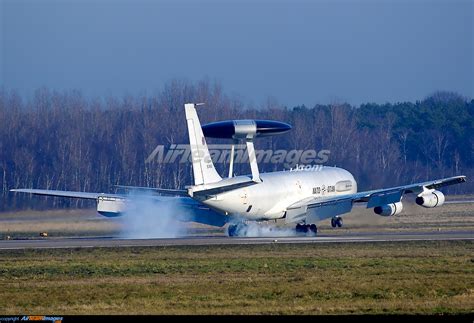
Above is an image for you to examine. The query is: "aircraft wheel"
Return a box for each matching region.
[309,224,317,234]
[331,217,343,228]
[227,224,238,237]
[295,223,306,233]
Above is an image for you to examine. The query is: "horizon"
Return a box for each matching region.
[0,84,470,110]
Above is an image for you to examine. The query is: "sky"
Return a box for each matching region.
[1,0,473,107]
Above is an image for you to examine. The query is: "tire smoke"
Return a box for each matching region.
[232,222,298,237]
[119,191,187,239]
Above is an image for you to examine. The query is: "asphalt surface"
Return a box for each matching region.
[0,230,472,250]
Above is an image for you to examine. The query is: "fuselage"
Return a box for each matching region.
[191,166,357,220]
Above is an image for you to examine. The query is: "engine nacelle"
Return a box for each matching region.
[416,190,445,208]
[374,202,403,216]
[97,196,126,217]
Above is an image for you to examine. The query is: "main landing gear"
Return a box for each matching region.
[331,216,343,228]
[295,223,318,236]
[227,223,248,237]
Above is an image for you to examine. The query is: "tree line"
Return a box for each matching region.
[0,80,472,210]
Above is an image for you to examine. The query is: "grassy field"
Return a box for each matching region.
[0,241,473,314]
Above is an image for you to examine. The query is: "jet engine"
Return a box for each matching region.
[374,202,403,216]
[415,190,445,208]
[97,196,126,217]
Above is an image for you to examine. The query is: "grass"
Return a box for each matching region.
[0,240,473,314]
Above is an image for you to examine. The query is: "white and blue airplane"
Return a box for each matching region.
[11,103,467,236]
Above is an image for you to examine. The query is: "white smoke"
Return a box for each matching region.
[232,221,299,237]
[119,191,187,239]
[118,191,305,238]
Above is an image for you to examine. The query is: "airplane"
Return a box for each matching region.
[11,103,467,236]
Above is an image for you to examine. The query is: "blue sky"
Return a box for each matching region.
[1,0,473,106]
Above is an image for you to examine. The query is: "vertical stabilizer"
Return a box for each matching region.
[185,103,222,185]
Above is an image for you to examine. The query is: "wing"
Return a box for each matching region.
[10,187,188,200]
[168,197,229,227]
[115,185,188,196]
[9,189,126,200]
[285,175,467,224]
[10,188,228,227]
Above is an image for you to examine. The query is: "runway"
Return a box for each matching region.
[0,230,472,250]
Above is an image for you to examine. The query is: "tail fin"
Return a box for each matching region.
[185,103,222,185]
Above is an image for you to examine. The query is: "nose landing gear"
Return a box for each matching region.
[331,216,343,228]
